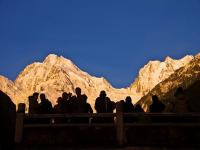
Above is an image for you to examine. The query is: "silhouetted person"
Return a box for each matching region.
[75,87,82,100]
[28,92,39,114]
[33,92,39,101]
[69,95,77,113]
[105,97,115,112]
[65,92,73,113]
[38,94,53,124]
[60,92,73,123]
[134,104,144,112]
[73,87,83,112]
[60,92,69,113]
[120,99,125,110]
[173,87,189,113]
[149,95,165,113]
[39,94,53,114]
[132,104,146,123]
[123,96,135,123]
[124,96,134,113]
[62,92,69,101]
[80,94,93,113]
[0,91,16,150]
[53,97,65,123]
[77,94,93,123]
[95,91,115,122]
[95,91,115,113]
[54,97,63,114]
[149,95,165,124]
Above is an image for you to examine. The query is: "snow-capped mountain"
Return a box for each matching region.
[0,53,196,110]
[137,53,200,111]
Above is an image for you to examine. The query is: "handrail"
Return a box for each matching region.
[125,122,200,127]
[24,123,115,128]
[24,112,200,119]
[25,113,116,118]
[123,112,200,117]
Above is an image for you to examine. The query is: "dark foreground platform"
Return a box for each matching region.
[15,145,200,150]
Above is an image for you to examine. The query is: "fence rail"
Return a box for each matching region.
[15,102,200,146]
[25,113,116,118]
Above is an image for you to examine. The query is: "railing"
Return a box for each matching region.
[15,102,200,146]
[24,113,116,127]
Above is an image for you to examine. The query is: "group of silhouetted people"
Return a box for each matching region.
[27,85,196,126]
[28,92,53,114]
[28,87,93,115]
[27,86,194,118]
[121,96,144,113]
[0,85,197,149]
[149,87,191,113]
[27,87,169,116]
[28,87,146,117]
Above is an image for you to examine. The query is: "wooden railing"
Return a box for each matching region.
[15,102,200,146]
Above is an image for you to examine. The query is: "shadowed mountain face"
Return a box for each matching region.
[0,54,196,110]
[138,54,200,111]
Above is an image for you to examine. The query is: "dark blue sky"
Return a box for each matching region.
[0,0,200,88]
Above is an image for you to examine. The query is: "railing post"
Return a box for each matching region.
[116,101,124,146]
[15,103,25,144]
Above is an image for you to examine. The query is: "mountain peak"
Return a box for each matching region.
[164,56,174,62]
[46,54,58,58]
[44,54,59,65]
[43,54,77,69]
[131,54,194,95]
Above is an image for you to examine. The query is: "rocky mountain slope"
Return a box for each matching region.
[130,55,193,95]
[137,54,200,111]
[0,76,24,104]
[0,53,195,110]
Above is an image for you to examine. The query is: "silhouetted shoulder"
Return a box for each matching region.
[150,95,165,112]
[0,90,16,150]
[135,104,144,112]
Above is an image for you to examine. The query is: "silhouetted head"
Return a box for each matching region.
[71,95,77,101]
[100,90,106,98]
[62,92,69,100]
[28,96,34,101]
[32,92,39,100]
[152,95,159,103]
[75,87,81,96]
[68,92,72,98]
[82,94,88,103]
[57,97,62,104]
[125,96,132,103]
[174,87,184,97]
[40,93,46,101]
[120,100,125,106]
